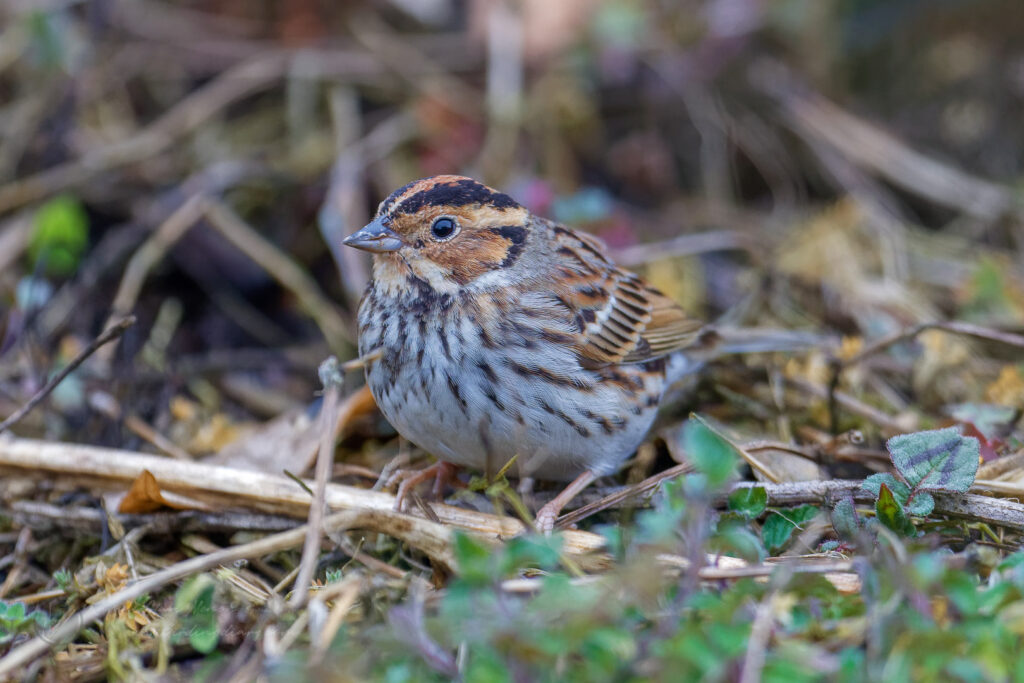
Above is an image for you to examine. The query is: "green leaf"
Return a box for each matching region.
[499,535,562,575]
[174,574,215,614]
[29,195,89,277]
[875,484,916,536]
[886,426,979,493]
[681,415,738,488]
[189,621,219,655]
[453,532,492,583]
[830,496,861,540]
[762,505,820,553]
[712,521,766,562]
[728,486,768,519]
[5,602,25,622]
[862,472,935,516]
[904,490,935,516]
[861,473,909,502]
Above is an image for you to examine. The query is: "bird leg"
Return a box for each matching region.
[534,470,598,534]
[387,461,462,511]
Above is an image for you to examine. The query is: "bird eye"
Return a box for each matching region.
[430,216,459,241]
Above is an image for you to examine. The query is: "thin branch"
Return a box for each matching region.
[0,316,135,434]
[841,320,1024,370]
[555,462,693,529]
[290,359,345,609]
[729,480,1024,532]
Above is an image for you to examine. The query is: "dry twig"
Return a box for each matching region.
[290,359,345,609]
[0,316,136,434]
[0,509,453,678]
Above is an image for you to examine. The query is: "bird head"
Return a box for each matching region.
[344,176,531,291]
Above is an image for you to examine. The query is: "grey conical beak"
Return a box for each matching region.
[343,218,404,253]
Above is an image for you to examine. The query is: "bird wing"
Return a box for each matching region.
[546,223,705,366]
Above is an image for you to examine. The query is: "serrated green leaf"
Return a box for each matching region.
[861,473,910,503]
[876,484,916,536]
[728,486,768,519]
[681,416,738,488]
[886,427,979,493]
[862,470,935,516]
[762,505,820,553]
[905,490,935,516]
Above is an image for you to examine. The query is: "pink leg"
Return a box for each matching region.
[534,470,598,534]
[388,461,461,511]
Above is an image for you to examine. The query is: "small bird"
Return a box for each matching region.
[344,175,807,531]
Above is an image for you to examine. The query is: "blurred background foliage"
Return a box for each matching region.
[2,0,1022,378]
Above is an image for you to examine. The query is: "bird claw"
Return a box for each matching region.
[386,461,461,512]
[534,503,560,535]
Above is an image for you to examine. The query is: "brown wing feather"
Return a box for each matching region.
[547,223,704,365]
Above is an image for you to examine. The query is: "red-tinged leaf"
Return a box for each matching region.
[960,422,1001,462]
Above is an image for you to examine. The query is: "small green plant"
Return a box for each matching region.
[833,426,980,538]
[173,575,219,655]
[0,601,50,644]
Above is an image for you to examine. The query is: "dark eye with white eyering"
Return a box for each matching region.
[430,216,459,241]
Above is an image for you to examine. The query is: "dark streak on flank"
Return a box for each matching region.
[397,178,520,215]
[477,361,498,384]
[483,386,505,412]
[550,406,589,437]
[507,360,593,391]
[479,324,498,349]
[446,373,468,411]
[439,331,452,361]
[581,408,623,435]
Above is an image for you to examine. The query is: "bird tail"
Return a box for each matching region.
[664,326,831,385]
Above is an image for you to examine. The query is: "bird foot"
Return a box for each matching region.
[534,502,561,535]
[531,469,598,535]
[386,461,461,511]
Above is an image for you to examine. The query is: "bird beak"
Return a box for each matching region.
[343,218,404,253]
